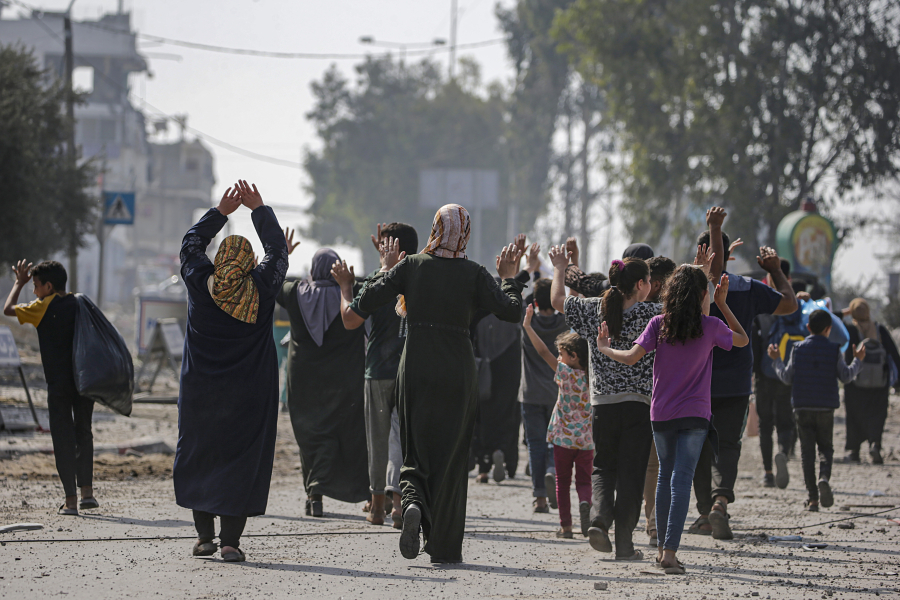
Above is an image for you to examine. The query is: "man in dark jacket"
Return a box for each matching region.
[770,310,865,512]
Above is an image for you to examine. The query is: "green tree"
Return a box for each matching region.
[554,0,900,256]
[304,56,511,271]
[0,45,96,267]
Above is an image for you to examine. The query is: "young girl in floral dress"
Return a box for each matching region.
[523,305,593,538]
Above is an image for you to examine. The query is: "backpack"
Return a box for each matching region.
[761,311,806,380]
[855,324,893,389]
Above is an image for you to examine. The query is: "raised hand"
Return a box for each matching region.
[379,236,406,271]
[284,228,300,255]
[496,243,524,279]
[514,233,527,256]
[548,244,572,269]
[597,321,611,350]
[526,243,542,273]
[524,303,535,328]
[767,343,780,361]
[216,186,241,216]
[853,342,867,361]
[237,180,263,210]
[565,237,580,267]
[694,244,715,279]
[370,223,389,252]
[756,246,781,273]
[706,206,726,229]
[727,237,743,261]
[714,273,730,306]
[12,259,33,286]
[330,259,355,289]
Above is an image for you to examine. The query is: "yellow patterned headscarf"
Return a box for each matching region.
[210,235,259,324]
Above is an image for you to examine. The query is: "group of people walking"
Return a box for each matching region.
[9,178,896,572]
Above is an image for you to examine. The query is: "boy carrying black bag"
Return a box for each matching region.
[4,260,97,515]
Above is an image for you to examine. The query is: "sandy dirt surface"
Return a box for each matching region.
[1,395,899,599]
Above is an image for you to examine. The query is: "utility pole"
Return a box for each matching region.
[449,0,458,79]
[96,155,108,308]
[64,9,79,292]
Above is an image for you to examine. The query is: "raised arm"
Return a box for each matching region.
[768,344,794,385]
[475,244,525,324]
[3,260,33,317]
[757,246,798,316]
[235,181,289,296]
[596,321,647,365]
[332,260,366,330]
[714,275,749,347]
[706,207,726,282]
[838,344,866,384]
[180,187,237,278]
[549,244,571,314]
[523,304,557,370]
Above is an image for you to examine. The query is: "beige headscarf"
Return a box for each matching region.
[849,297,878,341]
[206,235,259,324]
[422,204,471,259]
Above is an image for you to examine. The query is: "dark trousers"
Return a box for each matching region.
[522,403,554,497]
[755,375,796,471]
[193,510,248,549]
[590,402,653,558]
[844,386,889,453]
[693,395,749,514]
[795,409,834,502]
[47,389,94,497]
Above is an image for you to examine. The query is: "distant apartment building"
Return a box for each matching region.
[0,9,214,306]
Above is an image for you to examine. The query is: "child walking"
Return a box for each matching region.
[3,260,97,515]
[768,309,865,511]
[523,304,593,538]
[597,262,748,574]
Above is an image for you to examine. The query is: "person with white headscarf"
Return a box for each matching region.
[277,248,370,517]
[357,204,525,564]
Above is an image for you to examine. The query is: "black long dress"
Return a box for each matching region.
[174,207,288,517]
[277,281,370,504]
[843,323,900,453]
[357,254,524,561]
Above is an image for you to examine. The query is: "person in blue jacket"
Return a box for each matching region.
[769,310,866,512]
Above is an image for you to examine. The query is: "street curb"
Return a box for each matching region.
[0,436,174,458]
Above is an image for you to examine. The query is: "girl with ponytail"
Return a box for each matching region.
[548,246,657,560]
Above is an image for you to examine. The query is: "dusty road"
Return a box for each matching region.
[1,394,898,599]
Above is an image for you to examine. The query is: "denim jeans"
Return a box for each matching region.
[521,403,554,497]
[654,427,708,552]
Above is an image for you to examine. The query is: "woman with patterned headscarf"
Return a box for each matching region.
[841,297,900,464]
[175,181,292,562]
[276,248,369,517]
[357,204,525,564]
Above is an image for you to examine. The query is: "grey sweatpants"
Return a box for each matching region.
[365,378,402,495]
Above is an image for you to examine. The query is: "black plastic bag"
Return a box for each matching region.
[72,294,134,416]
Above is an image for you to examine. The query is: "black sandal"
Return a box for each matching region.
[193,541,217,556]
[79,497,99,510]
[221,548,245,563]
[58,504,78,516]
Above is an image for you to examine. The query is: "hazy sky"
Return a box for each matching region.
[6,0,889,293]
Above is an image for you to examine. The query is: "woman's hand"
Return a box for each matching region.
[379,237,406,271]
[237,180,263,210]
[496,243,524,279]
[597,321,611,351]
[714,273,730,306]
[548,244,572,270]
[216,186,241,216]
[565,237,579,267]
[330,260,355,289]
[284,228,300,255]
[524,303,535,328]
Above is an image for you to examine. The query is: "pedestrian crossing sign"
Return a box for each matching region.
[103,192,135,225]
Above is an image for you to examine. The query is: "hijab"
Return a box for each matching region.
[208,235,259,324]
[422,204,471,259]
[296,248,342,347]
[849,297,878,341]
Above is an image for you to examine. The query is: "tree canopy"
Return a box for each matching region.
[0,45,95,267]
[304,56,511,270]
[554,0,900,256]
